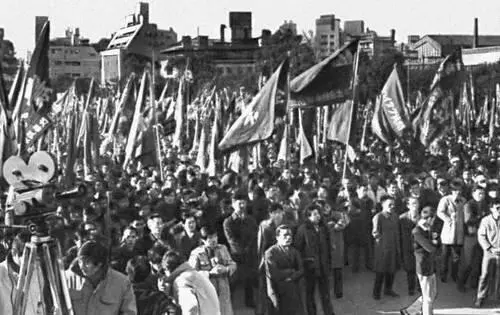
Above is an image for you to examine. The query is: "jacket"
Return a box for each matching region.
[0,253,44,315]
[169,262,221,315]
[294,220,331,277]
[412,225,438,276]
[437,195,465,245]
[477,214,500,256]
[223,212,258,268]
[66,264,137,315]
[189,244,236,315]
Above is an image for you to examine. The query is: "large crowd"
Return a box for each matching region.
[0,94,499,315]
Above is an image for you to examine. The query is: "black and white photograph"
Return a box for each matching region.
[0,1,500,314]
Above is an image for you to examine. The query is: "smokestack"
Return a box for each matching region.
[220,24,226,43]
[390,29,396,45]
[473,18,479,48]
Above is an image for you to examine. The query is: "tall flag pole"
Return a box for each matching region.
[341,41,361,180]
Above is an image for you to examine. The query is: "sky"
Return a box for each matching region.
[1,0,500,59]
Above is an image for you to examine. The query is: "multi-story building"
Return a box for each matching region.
[161,12,262,77]
[48,28,100,79]
[315,14,342,60]
[100,2,177,84]
[357,29,396,58]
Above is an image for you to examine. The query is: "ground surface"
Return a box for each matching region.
[233,267,500,315]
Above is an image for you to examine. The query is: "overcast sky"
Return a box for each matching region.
[1,0,500,58]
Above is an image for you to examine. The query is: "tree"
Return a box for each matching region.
[0,37,19,91]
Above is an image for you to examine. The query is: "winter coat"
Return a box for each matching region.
[372,211,401,273]
[346,197,374,246]
[437,195,466,245]
[66,264,137,315]
[189,244,236,315]
[264,244,306,315]
[399,211,419,271]
[223,212,258,273]
[0,254,44,315]
[169,262,221,315]
[326,210,350,269]
[294,220,331,277]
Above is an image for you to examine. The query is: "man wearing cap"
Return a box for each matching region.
[413,207,440,315]
[223,190,258,308]
[474,198,500,307]
[437,179,465,283]
[66,240,136,315]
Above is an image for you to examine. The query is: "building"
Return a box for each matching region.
[344,20,364,37]
[100,2,177,84]
[48,27,100,79]
[315,14,342,60]
[358,29,395,57]
[160,12,261,77]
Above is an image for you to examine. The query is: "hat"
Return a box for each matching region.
[450,179,463,191]
[147,212,162,220]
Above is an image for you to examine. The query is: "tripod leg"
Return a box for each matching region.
[14,243,37,315]
[42,242,63,315]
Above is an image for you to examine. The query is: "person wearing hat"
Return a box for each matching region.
[412,206,440,315]
[475,198,500,307]
[448,156,462,179]
[223,190,258,308]
[66,240,137,315]
[437,179,466,283]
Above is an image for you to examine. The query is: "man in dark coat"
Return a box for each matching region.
[294,204,335,315]
[265,225,306,315]
[413,206,439,315]
[399,196,420,296]
[223,190,258,308]
[372,196,401,300]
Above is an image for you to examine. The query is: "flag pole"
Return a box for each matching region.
[342,41,361,180]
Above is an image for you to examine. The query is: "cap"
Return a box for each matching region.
[78,241,108,265]
[420,206,434,219]
[232,189,247,201]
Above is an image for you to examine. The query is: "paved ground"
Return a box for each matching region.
[233,267,500,315]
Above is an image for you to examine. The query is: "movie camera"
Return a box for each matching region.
[1,151,83,315]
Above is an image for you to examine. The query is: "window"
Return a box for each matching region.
[64,61,81,66]
[54,60,62,65]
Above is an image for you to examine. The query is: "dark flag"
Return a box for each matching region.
[0,65,12,177]
[218,59,289,152]
[327,100,357,161]
[290,40,358,107]
[413,51,464,147]
[371,65,410,144]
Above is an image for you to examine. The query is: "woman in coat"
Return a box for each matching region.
[189,227,236,315]
[372,196,401,300]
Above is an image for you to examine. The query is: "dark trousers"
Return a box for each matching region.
[373,272,395,297]
[406,270,418,294]
[457,243,483,289]
[441,244,462,282]
[349,243,373,271]
[305,272,333,315]
[332,268,343,297]
[230,264,256,306]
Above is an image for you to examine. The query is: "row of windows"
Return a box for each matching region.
[53,61,82,66]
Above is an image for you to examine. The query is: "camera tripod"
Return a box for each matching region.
[13,234,74,315]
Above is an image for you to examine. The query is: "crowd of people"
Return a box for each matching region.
[0,110,499,315]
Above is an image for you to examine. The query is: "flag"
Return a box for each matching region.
[123,72,148,168]
[195,109,210,172]
[0,65,12,177]
[8,61,25,113]
[371,65,410,144]
[64,108,77,185]
[277,123,289,163]
[413,51,464,147]
[327,100,357,161]
[172,78,184,149]
[107,73,135,136]
[22,20,51,119]
[297,110,313,164]
[290,40,358,107]
[207,93,223,176]
[490,84,499,142]
[219,59,289,151]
